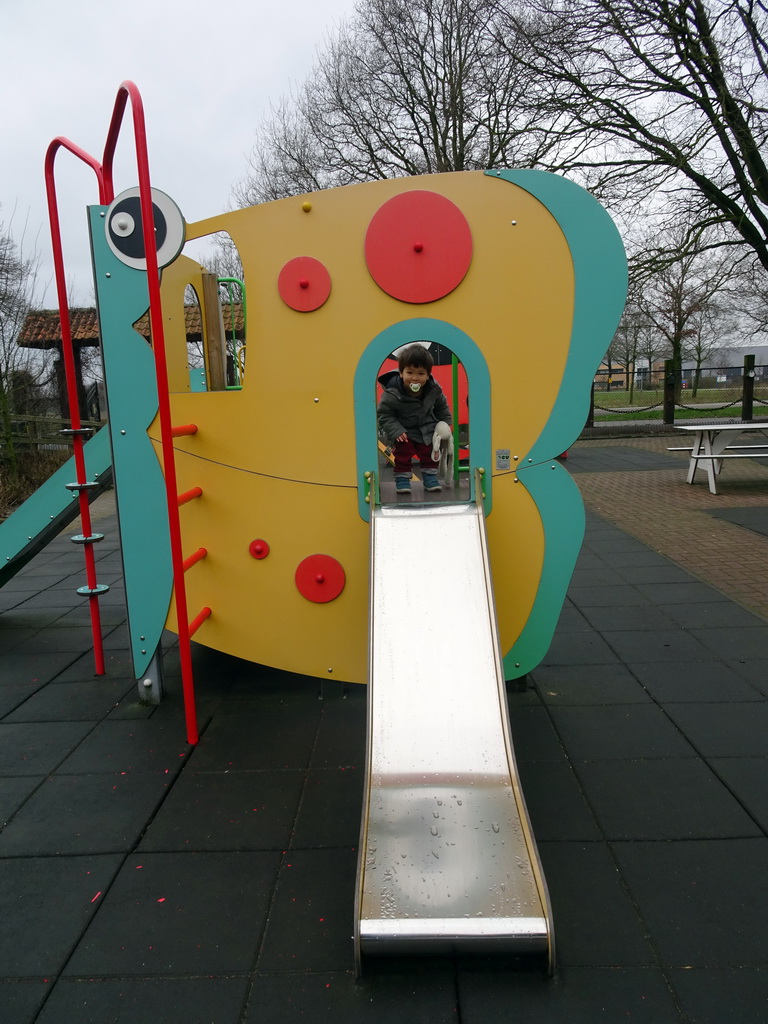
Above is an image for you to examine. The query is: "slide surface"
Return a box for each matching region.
[0,428,112,588]
[355,501,553,966]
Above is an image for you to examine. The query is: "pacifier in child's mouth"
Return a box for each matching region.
[409,382,422,393]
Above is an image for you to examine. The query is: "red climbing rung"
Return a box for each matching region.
[188,606,212,637]
[182,547,207,572]
[171,423,198,437]
[177,486,203,506]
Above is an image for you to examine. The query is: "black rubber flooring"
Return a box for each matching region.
[1,475,767,1023]
[707,505,768,539]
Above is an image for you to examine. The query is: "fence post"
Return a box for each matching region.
[663,359,676,425]
[586,381,594,428]
[742,353,755,423]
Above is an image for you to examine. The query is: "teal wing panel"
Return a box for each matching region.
[485,170,627,678]
[88,206,172,679]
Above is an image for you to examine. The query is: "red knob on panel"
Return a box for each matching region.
[249,539,270,560]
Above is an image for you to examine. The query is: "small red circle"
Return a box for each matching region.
[365,191,472,304]
[249,539,270,560]
[295,555,345,603]
[278,257,331,312]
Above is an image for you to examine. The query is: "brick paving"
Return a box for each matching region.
[569,434,768,622]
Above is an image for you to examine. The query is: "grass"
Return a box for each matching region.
[593,387,745,409]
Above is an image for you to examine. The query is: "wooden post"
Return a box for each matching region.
[663,359,676,425]
[201,272,227,392]
[742,353,755,423]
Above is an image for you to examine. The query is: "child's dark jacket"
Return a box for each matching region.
[377,370,452,445]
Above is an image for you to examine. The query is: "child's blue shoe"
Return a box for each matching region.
[395,476,411,494]
[422,472,442,492]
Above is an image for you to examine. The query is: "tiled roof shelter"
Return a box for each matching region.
[18,304,246,349]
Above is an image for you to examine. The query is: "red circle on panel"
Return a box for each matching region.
[278,256,332,311]
[249,539,270,560]
[295,554,346,603]
[365,191,473,304]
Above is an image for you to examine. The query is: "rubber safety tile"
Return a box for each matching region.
[63,851,280,977]
[291,768,365,848]
[0,684,45,718]
[0,652,81,686]
[4,678,135,723]
[0,981,49,1024]
[573,758,761,840]
[244,968,459,1024]
[566,584,653,608]
[516,761,601,842]
[611,838,768,967]
[709,757,768,833]
[662,702,768,758]
[309,694,367,769]
[547,705,697,761]
[257,848,358,973]
[541,631,623,666]
[0,855,123,976]
[0,722,94,776]
[530,663,652,706]
[0,775,43,823]
[536,842,655,967]
[55,719,192,775]
[669,966,768,1024]
[457,966,683,1024]
[35,976,250,1024]
[508,706,568,763]
[578,603,678,632]
[188,706,321,773]
[138,769,305,852]
[660,600,768,630]
[629,661,763,703]
[597,629,713,664]
[0,773,172,856]
[687,626,768,661]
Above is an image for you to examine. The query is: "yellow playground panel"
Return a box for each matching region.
[92,168,626,686]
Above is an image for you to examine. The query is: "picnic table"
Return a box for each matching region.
[670,422,768,494]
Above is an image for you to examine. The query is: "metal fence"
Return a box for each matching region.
[592,362,768,421]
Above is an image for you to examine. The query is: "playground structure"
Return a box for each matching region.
[0,82,626,971]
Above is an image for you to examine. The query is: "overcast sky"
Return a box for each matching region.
[1,0,358,306]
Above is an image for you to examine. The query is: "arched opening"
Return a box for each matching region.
[375,341,470,504]
[354,319,491,522]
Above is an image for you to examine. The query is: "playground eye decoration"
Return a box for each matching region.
[105,186,186,271]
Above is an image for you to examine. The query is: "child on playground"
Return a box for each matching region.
[377,343,452,494]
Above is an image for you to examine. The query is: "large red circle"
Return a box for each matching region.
[365,191,473,304]
[295,554,346,603]
[278,256,332,312]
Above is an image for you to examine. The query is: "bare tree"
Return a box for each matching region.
[500,0,768,272]
[0,210,46,480]
[637,237,735,395]
[607,283,656,400]
[236,0,554,205]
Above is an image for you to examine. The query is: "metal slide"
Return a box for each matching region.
[0,428,112,588]
[355,498,554,971]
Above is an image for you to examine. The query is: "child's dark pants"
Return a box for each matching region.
[393,438,437,476]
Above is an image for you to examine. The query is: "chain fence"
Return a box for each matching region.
[592,364,768,417]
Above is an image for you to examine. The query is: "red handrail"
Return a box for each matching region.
[44,81,201,744]
[44,139,110,676]
[102,81,199,744]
